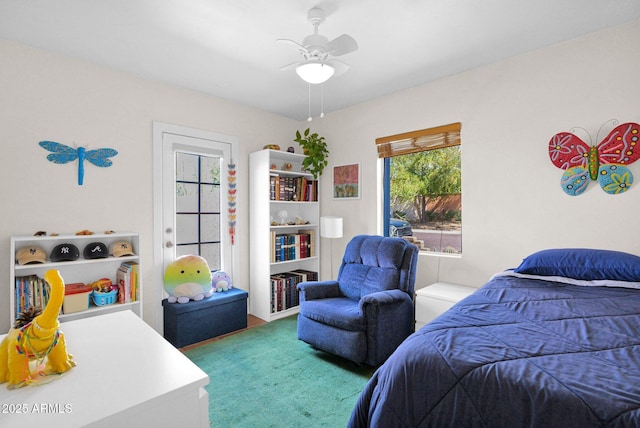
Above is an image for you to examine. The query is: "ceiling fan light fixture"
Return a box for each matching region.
[296,61,335,84]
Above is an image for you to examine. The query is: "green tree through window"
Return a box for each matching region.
[377,123,461,254]
[390,146,461,223]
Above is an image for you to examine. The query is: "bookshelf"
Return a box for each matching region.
[250,149,320,322]
[9,232,141,325]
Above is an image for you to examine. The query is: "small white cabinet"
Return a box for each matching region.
[9,232,141,325]
[249,149,320,322]
[415,282,475,330]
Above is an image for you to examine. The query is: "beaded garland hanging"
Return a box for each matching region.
[228,161,237,245]
[548,120,640,196]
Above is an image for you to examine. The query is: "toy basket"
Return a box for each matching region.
[92,289,118,306]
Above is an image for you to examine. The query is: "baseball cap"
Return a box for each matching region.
[110,241,134,257]
[50,243,80,262]
[83,242,109,259]
[16,246,47,265]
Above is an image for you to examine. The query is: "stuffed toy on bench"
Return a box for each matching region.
[164,255,213,304]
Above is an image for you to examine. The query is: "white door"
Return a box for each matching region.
[153,123,237,331]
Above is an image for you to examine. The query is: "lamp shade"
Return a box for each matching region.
[296,61,335,84]
[320,216,343,239]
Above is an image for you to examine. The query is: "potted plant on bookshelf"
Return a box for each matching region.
[294,128,329,179]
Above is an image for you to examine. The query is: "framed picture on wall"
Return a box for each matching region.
[333,163,360,200]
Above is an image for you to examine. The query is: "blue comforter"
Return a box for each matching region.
[349,274,640,427]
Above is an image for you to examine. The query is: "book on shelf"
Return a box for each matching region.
[270,231,315,263]
[116,261,139,303]
[14,275,50,320]
[297,229,315,257]
[269,176,318,202]
[270,230,276,264]
[269,269,318,314]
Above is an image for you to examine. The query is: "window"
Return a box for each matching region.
[175,152,223,269]
[377,123,462,254]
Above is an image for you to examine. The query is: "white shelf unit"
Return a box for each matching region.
[9,232,141,325]
[250,149,320,322]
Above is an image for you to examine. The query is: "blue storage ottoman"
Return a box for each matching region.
[162,288,248,348]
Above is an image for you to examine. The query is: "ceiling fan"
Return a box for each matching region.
[278,7,358,84]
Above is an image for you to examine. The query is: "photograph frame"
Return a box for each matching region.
[332,163,360,200]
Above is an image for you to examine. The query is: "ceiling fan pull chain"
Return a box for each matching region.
[307,83,312,122]
[320,83,325,118]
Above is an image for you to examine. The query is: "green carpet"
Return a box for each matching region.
[184,315,375,427]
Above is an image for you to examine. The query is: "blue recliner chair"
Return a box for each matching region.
[297,235,419,366]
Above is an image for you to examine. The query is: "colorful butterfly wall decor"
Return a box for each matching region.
[39,141,118,186]
[548,121,640,196]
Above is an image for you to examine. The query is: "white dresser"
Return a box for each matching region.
[0,311,210,427]
[415,282,476,330]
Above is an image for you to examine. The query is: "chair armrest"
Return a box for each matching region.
[359,289,415,366]
[297,280,342,301]
[359,289,410,310]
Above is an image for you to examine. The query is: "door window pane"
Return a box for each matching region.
[200,184,220,212]
[175,152,223,267]
[176,152,199,181]
[176,214,199,244]
[176,183,198,212]
[176,244,199,258]
[200,156,220,184]
[200,214,220,242]
[201,243,221,271]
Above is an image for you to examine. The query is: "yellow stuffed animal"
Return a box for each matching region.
[0,270,76,389]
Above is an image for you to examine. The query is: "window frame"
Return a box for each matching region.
[377,123,461,253]
[174,151,223,269]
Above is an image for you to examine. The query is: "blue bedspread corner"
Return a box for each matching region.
[349,275,640,427]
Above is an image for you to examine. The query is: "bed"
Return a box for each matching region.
[348,248,640,427]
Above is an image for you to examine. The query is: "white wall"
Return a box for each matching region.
[0,38,297,333]
[316,19,640,289]
[1,19,638,333]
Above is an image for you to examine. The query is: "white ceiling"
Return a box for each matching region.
[1,0,639,121]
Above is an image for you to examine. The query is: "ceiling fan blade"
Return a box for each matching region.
[326,59,350,76]
[277,38,309,55]
[280,61,300,71]
[326,34,358,56]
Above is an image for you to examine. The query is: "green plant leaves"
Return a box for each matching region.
[294,128,329,179]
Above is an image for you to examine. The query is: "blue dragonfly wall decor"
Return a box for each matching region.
[39,141,118,185]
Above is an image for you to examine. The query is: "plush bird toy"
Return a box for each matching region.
[164,255,213,304]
